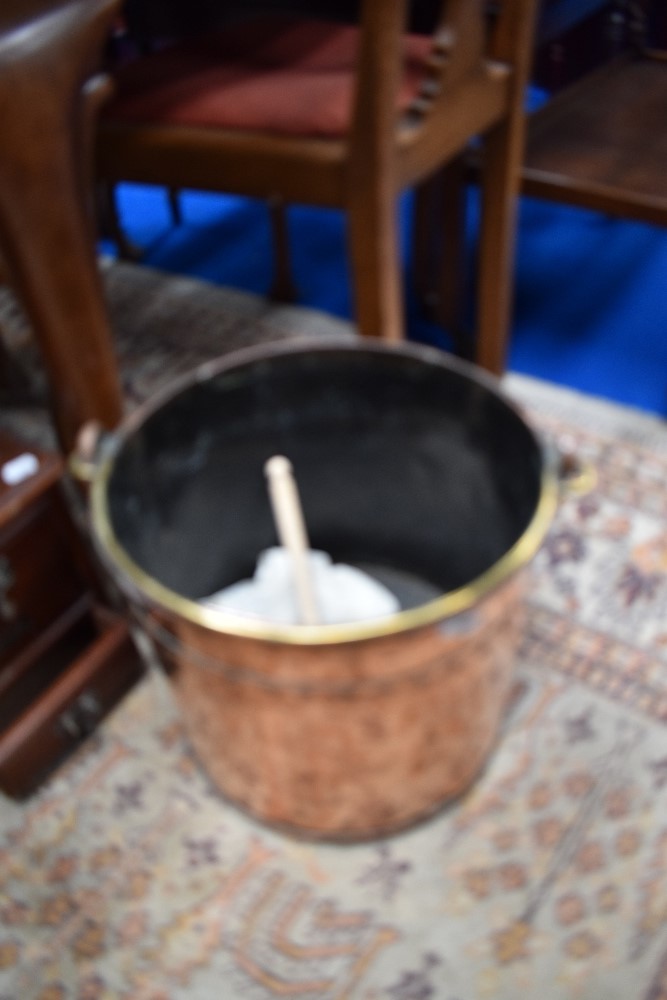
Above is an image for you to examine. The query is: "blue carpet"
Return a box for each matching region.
[108,181,667,417]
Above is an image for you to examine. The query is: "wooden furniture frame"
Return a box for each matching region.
[97,0,539,374]
[522,42,667,226]
[0,430,142,798]
[0,0,124,454]
[430,0,667,357]
[0,2,146,797]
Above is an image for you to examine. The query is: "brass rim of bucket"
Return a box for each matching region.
[89,342,560,646]
[91,457,558,647]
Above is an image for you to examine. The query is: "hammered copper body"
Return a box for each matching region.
[89,341,557,839]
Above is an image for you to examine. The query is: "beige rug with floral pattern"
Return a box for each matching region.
[2,263,667,999]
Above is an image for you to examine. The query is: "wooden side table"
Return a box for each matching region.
[0,431,143,799]
[522,45,667,226]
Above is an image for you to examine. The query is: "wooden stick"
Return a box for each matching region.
[264,455,320,625]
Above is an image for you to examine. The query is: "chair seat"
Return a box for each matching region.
[105,15,433,138]
[522,50,667,225]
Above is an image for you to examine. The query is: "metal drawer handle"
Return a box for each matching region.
[58,691,103,740]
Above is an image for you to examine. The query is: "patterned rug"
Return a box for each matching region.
[2,264,667,999]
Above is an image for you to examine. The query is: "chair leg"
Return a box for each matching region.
[268,198,297,303]
[347,190,404,341]
[475,120,523,376]
[167,187,182,226]
[435,157,469,344]
[97,181,143,261]
[413,158,468,331]
[412,173,440,319]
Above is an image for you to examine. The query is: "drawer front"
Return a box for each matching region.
[0,488,86,668]
[0,615,144,799]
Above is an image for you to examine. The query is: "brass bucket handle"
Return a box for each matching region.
[550,440,597,498]
[68,420,111,487]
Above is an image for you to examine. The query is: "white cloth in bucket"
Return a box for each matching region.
[202,547,400,625]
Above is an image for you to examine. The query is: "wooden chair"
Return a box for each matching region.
[0,0,124,453]
[96,0,539,374]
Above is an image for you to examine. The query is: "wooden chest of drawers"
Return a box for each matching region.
[0,431,143,798]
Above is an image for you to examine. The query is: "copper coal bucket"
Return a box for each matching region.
[86,341,558,840]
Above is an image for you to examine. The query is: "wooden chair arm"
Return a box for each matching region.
[0,0,125,452]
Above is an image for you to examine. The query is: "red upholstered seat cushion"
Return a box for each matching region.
[105,16,433,138]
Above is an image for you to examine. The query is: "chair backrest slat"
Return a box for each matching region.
[403,0,488,125]
[402,0,537,127]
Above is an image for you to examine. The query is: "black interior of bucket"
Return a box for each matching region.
[104,347,544,602]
